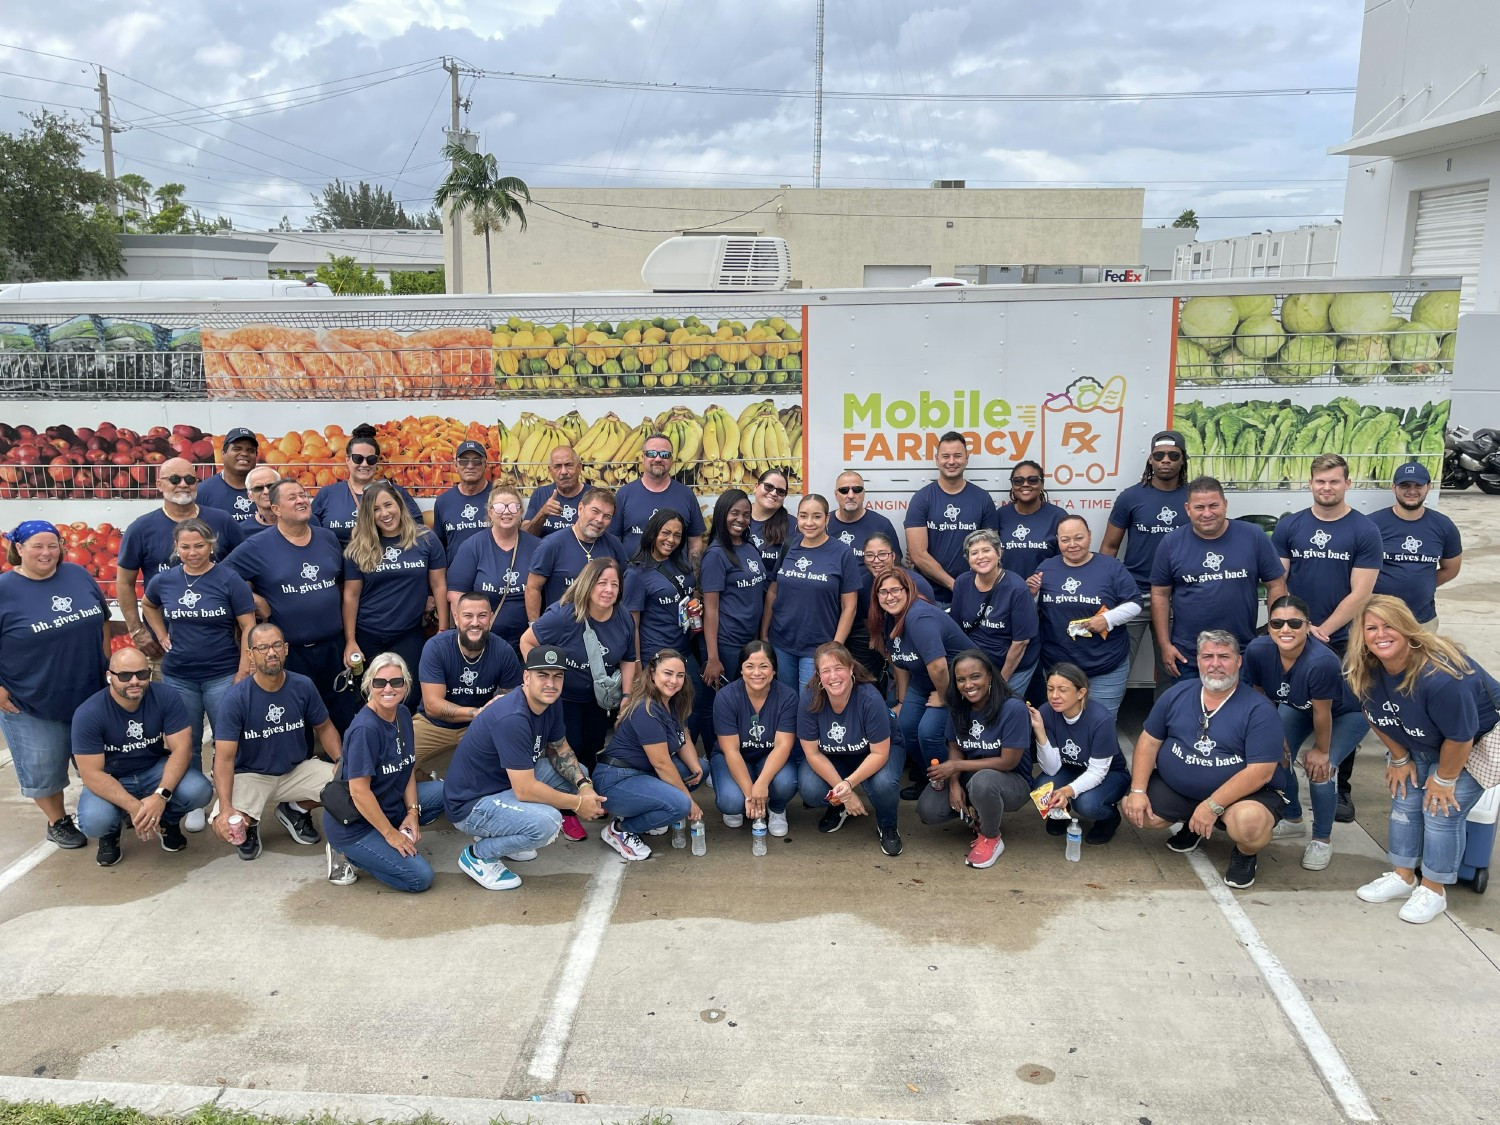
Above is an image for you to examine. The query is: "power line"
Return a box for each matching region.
[529,195,781,232]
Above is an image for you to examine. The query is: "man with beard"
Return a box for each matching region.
[609,433,706,561]
[524,445,587,540]
[413,591,524,773]
[1122,631,1287,890]
[526,487,624,617]
[904,431,997,605]
[198,427,261,525]
[236,466,282,538]
[1370,461,1462,630]
[433,440,493,556]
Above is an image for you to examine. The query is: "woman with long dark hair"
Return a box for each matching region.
[711,641,799,836]
[1028,661,1130,846]
[996,460,1066,577]
[624,509,696,665]
[748,469,791,574]
[850,531,933,680]
[762,494,861,692]
[311,423,422,545]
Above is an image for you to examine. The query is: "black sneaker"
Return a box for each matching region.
[275,802,320,845]
[878,824,903,857]
[159,819,187,853]
[1166,826,1202,853]
[1224,848,1258,889]
[1045,816,1069,837]
[47,814,86,850]
[818,805,849,833]
[899,784,922,801]
[1335,790,1356,824]
[96,831,122,867]
[1085,810,1121,846]
[237,822,263,861]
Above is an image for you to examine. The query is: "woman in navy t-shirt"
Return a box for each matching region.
[711,641,799,836]
[996,460,1066,577]
[324,652,446,892]
[1028,661,1130,846]
[748,469,791,576]
[310,424,422,545]
[0,520,108,848]
[851,531,933,682]
[624,509,697,665]
[698,489,767,735]
[444,485,538,654]
[763,494,861,694]
[950,528,1038,698]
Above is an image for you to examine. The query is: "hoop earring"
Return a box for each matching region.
[1408,639,1421,649]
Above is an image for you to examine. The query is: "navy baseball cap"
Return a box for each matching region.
[1393,461,1431,485]
[456,440,487,459]
[222,427,258,449]
[525,645,567,671]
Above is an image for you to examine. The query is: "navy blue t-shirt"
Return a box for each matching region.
[609,479,705,559]
[1273,509,1384,646]
[433,483,492,557]
[712,678,798,761]
[118,506,239,578]
[903,481,998,584]
[1040,698,1126,775]
[310,480,422,545]
[528,529,626,609]
[995,501,1066,577]
[769,539,863,658]
[1243,635,1359,717]
[1144,680,1285,800]
[1362,662,1500,757]
[529,604,637,704]
[0,563,108,721]
[325,705,417,848]
[237,518,275,538]
[797,682,891,757]
[1369,506,1463,623]
[884,598,971,697]
[624,560,693,662]
[446,529,538,648]
[224,526,345,646]
[1150,522,1285,657]
[198,472,257,524]
[1035,554,1140,676]
[700,541,768,657]
[145,563,255,681]
[417,630,523,730]
[445,688,564,821]
[749,515,791,576]
[828,509,900,564]
[524,483,587,539]
[950,570,1039,671]
[856,566,936,624]
[72,684,191,778]
[1108,482,1190,592]
[343,531,446,637]
[604,699,689,772]
[216,672,328,776]
[945,697,1033,773]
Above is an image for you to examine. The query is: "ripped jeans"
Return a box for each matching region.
[1385,751,1484,885]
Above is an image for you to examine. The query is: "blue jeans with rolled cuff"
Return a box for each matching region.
[335,779,445,892]
[709,753,799,816]
[453,759,576,862]
[1033,766,1131,824]
[796,749,904,831]
[1278,704,1370,838]
[75,759,213,838]
[1385,751,1484,885]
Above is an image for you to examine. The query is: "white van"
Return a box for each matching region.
[0,278,334,301]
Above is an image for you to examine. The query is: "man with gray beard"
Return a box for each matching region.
[1121,630,1287,890]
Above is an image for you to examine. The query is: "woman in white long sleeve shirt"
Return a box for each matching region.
[1028,661,1131,845]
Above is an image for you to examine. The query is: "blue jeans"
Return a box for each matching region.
[1279,705,1370,838]
[1081,657,1130,722]
[1006,663,1038,700]
[594,757,698,836]
[1387,752,1485,885]
[709,753,800,816]
[75,759,214,837]
[1034,766,1131,823]
[0,710,73,798]
[774,648,816,695]
[336,780,445,892]
[898,683,949,780]
[453,759,575,862]
[162,671,235,773]
[797,750,904,831]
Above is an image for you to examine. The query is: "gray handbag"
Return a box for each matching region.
[582,619,624,710]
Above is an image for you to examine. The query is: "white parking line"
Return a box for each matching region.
[1185,849,1378,1123]
[0,840,56,896]
[525,854,627,1086]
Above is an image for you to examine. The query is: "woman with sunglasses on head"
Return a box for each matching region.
[445,485,539,654]
[748,469,792,575]
[695,489,766,742]
[342,482,449,710]
[1028,661,1130,847]
[950,528,1038,698]
[995,460,1066,579]
[1243,595,1368,872]
[761,494,862,693]
[0,520,110,850]
[850,531,933,681]
[311,423,423,545]
[711,641,799,835]
[1347,595,1498,924]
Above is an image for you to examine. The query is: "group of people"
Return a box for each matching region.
[0,419,1491,925]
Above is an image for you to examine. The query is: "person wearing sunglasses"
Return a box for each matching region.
[997,460,1065,579]
[830,470,899,564]
[1243,595,1368,871]
[1369,460,1462,631]
[446,486,540,654]
[117,457,241,661]
[432,440,494,558]
[610,433,707,562]
[323,652,447,892]
[748,469,793,575]
[904,430,997,605]
[72,646,213,867]
[235,466,282,538]
[210,623,343,863]
[310,423,422,546]
[1123,630,1288,891]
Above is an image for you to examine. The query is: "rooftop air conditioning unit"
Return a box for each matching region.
[931,179,966,189]
[641,236,791,292]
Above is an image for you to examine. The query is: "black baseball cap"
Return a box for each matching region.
[222,427,258,450]
[456,440,487,460]
[525,645,567,671]
[1151,429,1186,451]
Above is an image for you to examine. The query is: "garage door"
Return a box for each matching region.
[863,264,933,288]
[1410,182,1488,311]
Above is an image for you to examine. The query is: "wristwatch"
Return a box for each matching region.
[1207,799,1227,817]
[154,786,173,801]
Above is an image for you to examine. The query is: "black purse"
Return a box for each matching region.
[319,765,363,826]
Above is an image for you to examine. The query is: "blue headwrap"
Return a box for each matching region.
[9,520,60,545]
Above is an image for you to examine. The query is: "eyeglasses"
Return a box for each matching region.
[643,449,673,460]
[161,474,197,486]
[493,502,521,514]
[865,550,894,562]
[760,482,787,496]
[1011,475,1042,486]
[250,642,287,654]
[1151,450,1184,462]
[877,587,906,600]
[836,485,864,495]
[248,483,274,493]
[1269,617,1307,630]
[371,676,406,690]
[348,453,380,466]
[110,668,151,682]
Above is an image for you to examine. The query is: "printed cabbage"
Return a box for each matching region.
[1235,313,1286,360]
[1280,293,1332,335]
[1328,291,1393,336]
[1178,297,1239,353]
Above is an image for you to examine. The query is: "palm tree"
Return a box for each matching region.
[434,141,531,294]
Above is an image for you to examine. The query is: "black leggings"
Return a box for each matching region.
[563,697,615,772]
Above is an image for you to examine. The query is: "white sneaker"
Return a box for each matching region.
[183,808,207,833]
[1272,818,1306,840]
[504,848,539,862]
[1301,840,1333,871]
[1398,885,1448,924]
[722,813,744,828]
[601,819,651,861]
[459,845,521,890]
[768,811,789,837]
[1356,870,1417,903]
[645,825,670,836]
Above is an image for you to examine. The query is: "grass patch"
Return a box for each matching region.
[0,1102,676,1125]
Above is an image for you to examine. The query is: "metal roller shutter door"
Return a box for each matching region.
[1410,182,1488,311]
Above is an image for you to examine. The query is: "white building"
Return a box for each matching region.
[264,229,444,286]
[1172,225,1341,281]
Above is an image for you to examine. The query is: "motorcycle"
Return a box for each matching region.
[1444,424,1500,494]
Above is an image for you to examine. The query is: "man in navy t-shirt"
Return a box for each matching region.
[237,465,282,538]
[210,624,342,862]
[526,488,625,617]
[73,646,213,865]
[197,427,261,525]
[524,444,587,540]
[1123,631,1286,890]
[413,592,523,770]
[830,470,900,563]
[433,440,493,557]
[609,433,706,561]
[1370,461,1462,626]
[904,431,997,603]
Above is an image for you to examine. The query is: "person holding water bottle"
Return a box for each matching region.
[1029,662,1131,846]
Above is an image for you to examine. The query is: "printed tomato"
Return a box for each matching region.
[64,547,91,568]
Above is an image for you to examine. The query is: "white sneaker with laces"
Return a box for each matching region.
[768,811,789,837]
[1356,870,1417,903]
[722,813,744,828]
[184,808,207,833]
[1272,818,1306,840]
[1301,840,1333,871]
[1398,884,1448,924]
[325,843,358,886]
[601,819,651,861]
[504,848,539,862]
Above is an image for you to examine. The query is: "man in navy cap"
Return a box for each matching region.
[198,427,261,524]
[1370,461,1462,630]
[433,440,493,557]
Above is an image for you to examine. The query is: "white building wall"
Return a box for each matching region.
[1172,226,1340,281]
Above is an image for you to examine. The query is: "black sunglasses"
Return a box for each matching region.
[1269,617,1307,630]
[348,453,380,466]
[248,483,274,493]
[760,482,787,496]
[371,676,406,690]
[836,486,864,495]
[1011,475,1042,486]
[162,474,198,486]
[111,668,151,682]
[1152,450,1184,462]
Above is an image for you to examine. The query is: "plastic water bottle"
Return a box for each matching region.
[1065,818,1082,862]
[751,817,767,856]
[929,758,944,789]
[690,819,707,856]
[671,819,687,848]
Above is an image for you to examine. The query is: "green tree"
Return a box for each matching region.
[0,111,121,282]
[117,176,231,234]
[434,142,530,294]
[315,253,387,295]
[312,179,441,230]
[390,267,445,295]
[1173,209,1199,229]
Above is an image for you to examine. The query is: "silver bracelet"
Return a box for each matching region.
[1428,772,1457,788]
[1385,753,1411,767]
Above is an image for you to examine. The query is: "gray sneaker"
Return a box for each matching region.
[47,814,86,850]
[1301,839,1334,871]
[325,843,358,886]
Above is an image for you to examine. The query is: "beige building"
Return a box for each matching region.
[444,186,1144,293]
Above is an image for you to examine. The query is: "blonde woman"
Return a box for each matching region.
[445,485,540,653]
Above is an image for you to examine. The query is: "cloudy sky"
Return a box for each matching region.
[1,0,1364,246]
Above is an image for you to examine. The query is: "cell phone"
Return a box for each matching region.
[714,674,730,689]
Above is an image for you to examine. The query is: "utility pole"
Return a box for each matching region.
[442,58,479,294]
[813,0,825,189]
[96,69,120,217]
